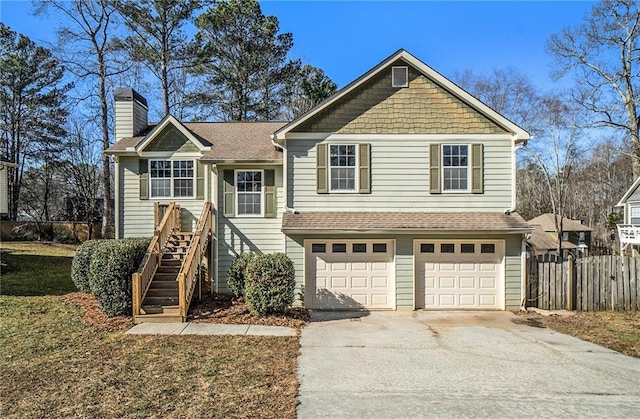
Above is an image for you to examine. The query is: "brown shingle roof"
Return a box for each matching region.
[282,211,532,232]
[528,214,592,232]
[527,225,577,255]
[106,121,286,161]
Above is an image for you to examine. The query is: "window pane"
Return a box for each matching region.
[372,243,387,253]
[174,179,193,197]
[236,171,262,215]
[461,243,475,253]
[441,243,455,253]
[332,243,347,253]
[151,179,171,197]
[238,193,261,215]
[481,243,495,254]
[331,167,355,191]
[420,243,434,253]
[312,243,326,253]
[353,243,367,253]
[442,145,469,191]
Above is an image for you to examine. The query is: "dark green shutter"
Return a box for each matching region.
[358,143,371,194]
[196,161,205,200]
[139,159,149,200]
[223,170,235,218]
[471,143,484,194]
[429,144,441,194]
[264,169,276,218]
[316,143,328,193]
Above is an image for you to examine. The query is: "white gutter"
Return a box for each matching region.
[270,136,297,214]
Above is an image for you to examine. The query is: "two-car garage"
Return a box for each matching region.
[304,239,505,311]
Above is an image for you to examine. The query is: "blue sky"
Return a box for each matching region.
[1,0,595,90]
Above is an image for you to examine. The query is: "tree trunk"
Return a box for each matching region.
[99,56,112,239]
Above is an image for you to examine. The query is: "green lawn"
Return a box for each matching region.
[0,242,299,418]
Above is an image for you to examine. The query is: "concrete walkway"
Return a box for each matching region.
[298,311,640,418]
[126,322,296,336]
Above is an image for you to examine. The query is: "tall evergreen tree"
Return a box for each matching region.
[116,0,202,117]
[193,0,294,121]
[0,23,70,220]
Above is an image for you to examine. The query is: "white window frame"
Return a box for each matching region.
[235,169,264,217]
[392,66,408,87]
[630,206,640,224]
[441,144,470,193]
[329,144,358,193]
[149,159,196,199]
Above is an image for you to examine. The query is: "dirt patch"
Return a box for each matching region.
[190,293,310,329]
[518,310,640,358]
[65,292,134,331]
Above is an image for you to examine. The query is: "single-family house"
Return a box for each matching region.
[617,176,640,255]
[0,160,17,217]
[106,49,532,322]
[527,213,592,256]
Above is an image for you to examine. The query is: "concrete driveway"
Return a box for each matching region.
[297,311,640,418]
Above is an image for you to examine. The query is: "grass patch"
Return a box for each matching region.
[539,311,640,359]
[1,242,77,295]
[0,242,299,418]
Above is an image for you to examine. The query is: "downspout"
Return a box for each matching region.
[271,136,296,254]
[114,156,120,239]
[504,135,528,214]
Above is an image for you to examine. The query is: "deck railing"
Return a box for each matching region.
[177,202,213,320]
[132,202,181,316]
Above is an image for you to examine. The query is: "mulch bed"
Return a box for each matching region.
[65,292,134,331]
[64,291,310,331]
[190,293,310,329]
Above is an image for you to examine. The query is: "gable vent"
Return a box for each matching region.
[392,66,408,87]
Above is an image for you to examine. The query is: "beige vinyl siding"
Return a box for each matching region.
[216,165,285,293]
[118,156,209,238]
[287,136,513,211]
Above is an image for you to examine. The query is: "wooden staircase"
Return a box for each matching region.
[132,203,213,323]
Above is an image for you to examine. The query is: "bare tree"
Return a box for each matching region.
[548,0,640,176]
[523,96,588,255]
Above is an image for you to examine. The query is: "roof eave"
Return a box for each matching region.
[281,227,534,235]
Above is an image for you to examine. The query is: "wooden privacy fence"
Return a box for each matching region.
[527,255,640,311]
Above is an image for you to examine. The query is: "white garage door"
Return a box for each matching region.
[415,240,504,310]
[305,240,395,310]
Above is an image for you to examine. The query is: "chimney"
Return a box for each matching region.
[114,87,148,141]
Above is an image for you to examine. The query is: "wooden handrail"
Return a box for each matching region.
[132,202,181,316]
[177,202,213,320]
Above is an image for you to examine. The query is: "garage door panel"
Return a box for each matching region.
[307,240,395,310]
[416,240,504,310]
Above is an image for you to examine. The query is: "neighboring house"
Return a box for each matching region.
[106,49,532,320]
[0,160,17,217]
[616,176,640,255]
[527,214,592,256]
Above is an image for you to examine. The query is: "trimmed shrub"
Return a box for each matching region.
[88,237,150,317]
[226,252,257,298]
[71,239,104,292]
[245,252,296,315]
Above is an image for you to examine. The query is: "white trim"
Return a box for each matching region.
[328,144,359,193]
[136,114,211,152]
[149,158,196,199]
[617,176,640,206]
[234,169,265,217]
[139,151,203,158]
[441,144,470,193]
[274,49,530,141]
[392,66,409,87]
[114,157,121,239]
[325,133,515,141]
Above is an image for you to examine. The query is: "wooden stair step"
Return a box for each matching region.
[145,288,178,298]
[134,313,183,323]
[143,296,180,306]
[157,265,180,273]
[154,272,179,281]
[148,280,179,289]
